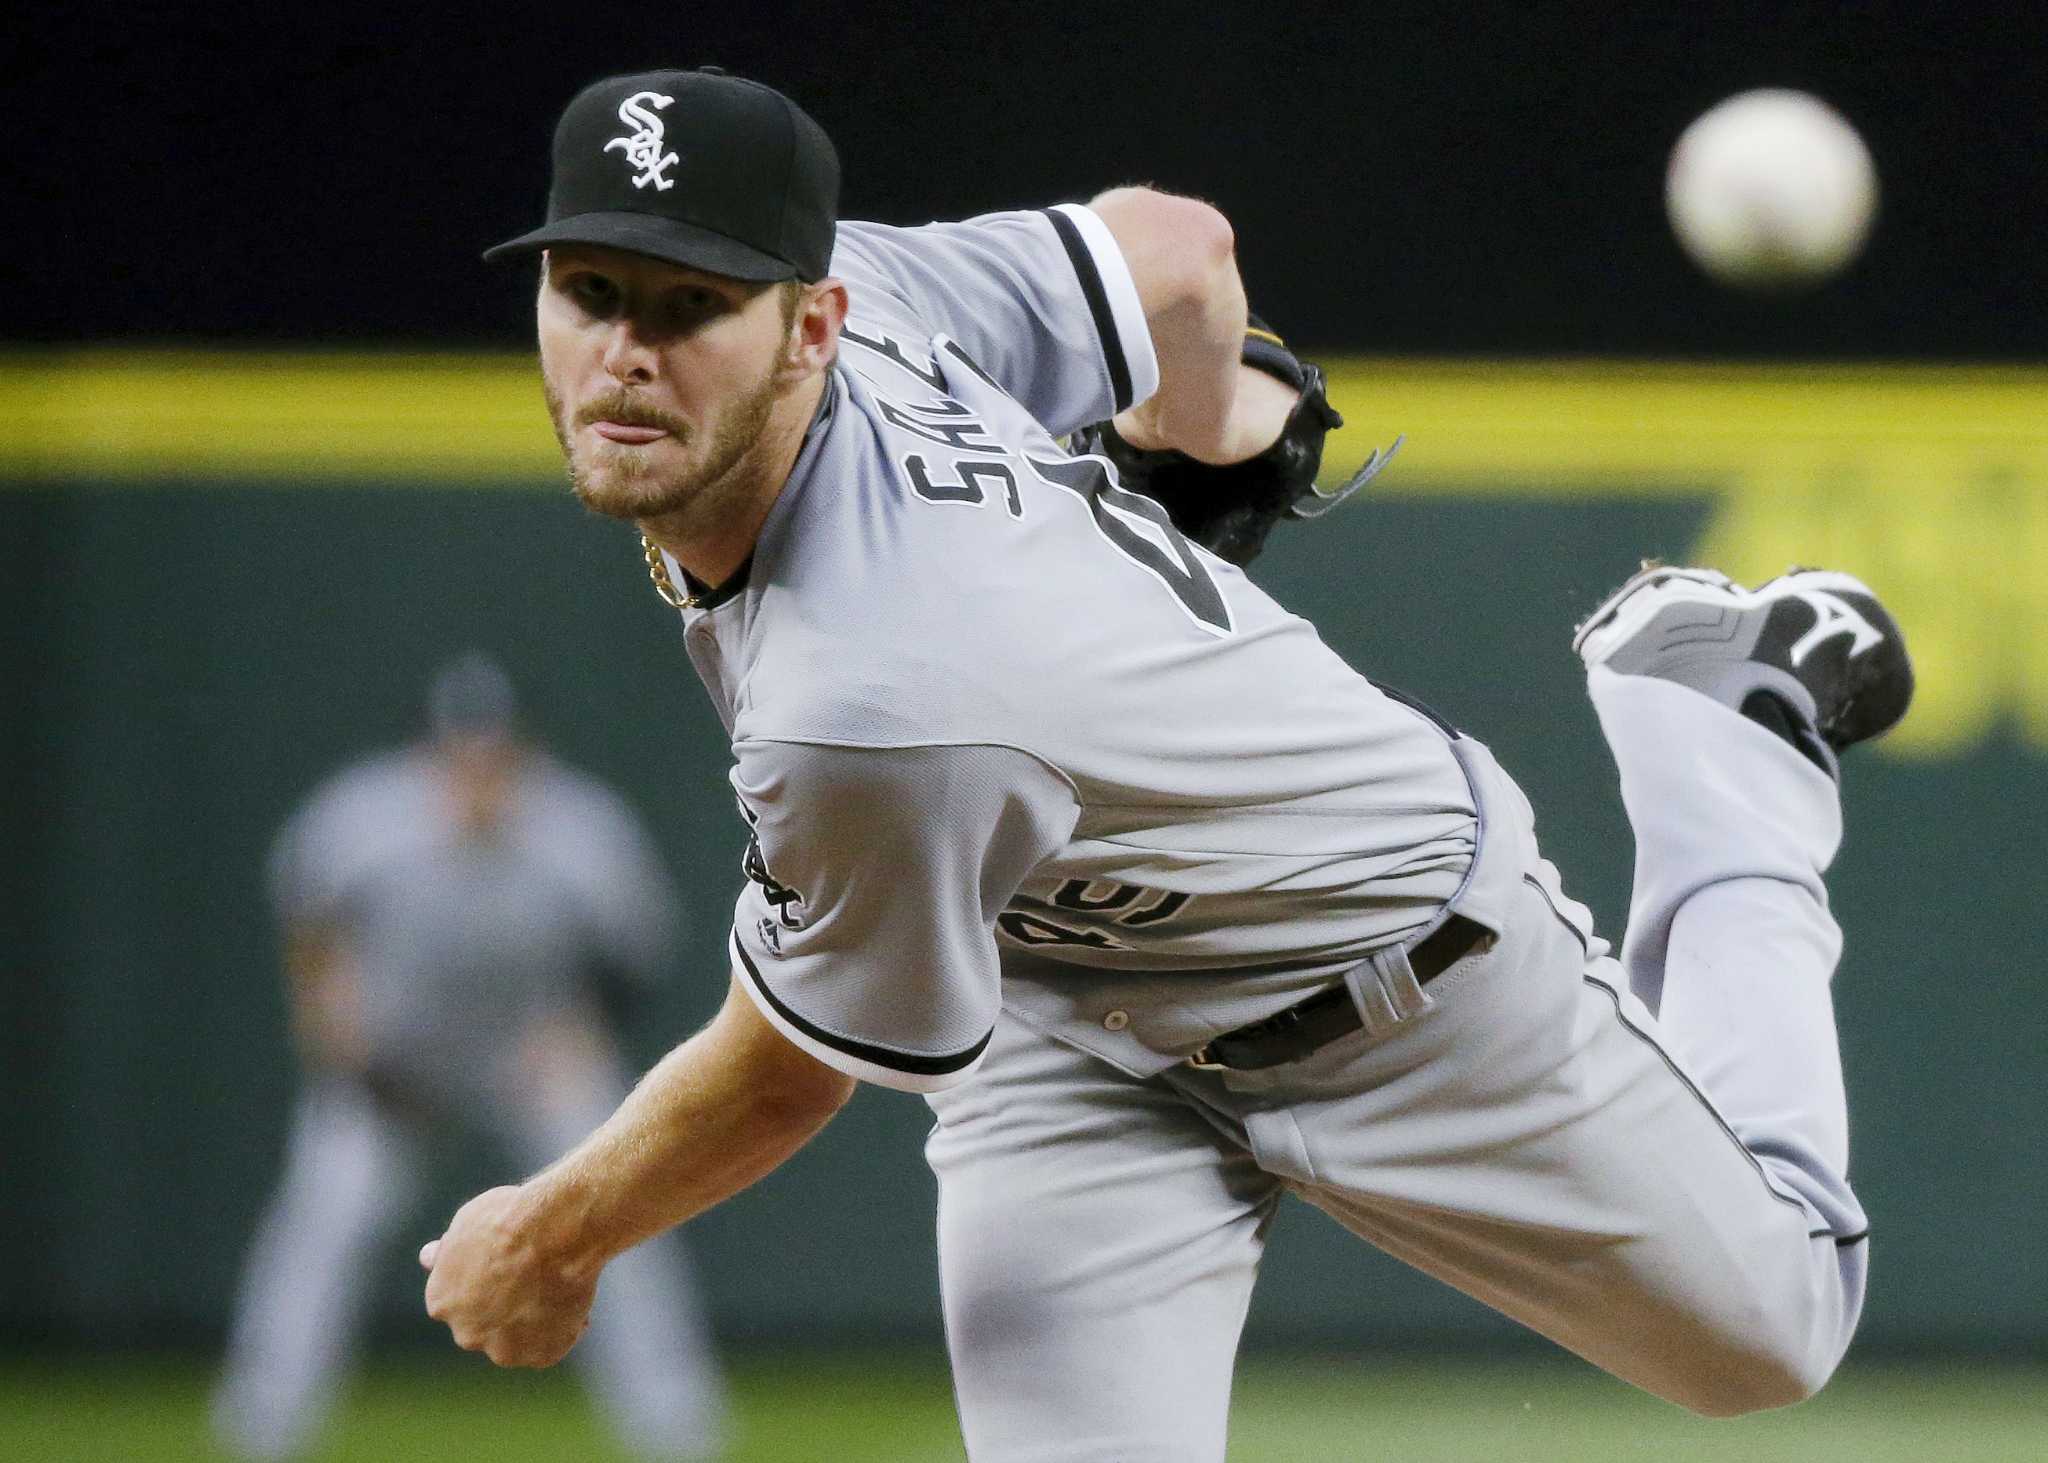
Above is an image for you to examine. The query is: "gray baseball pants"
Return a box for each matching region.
[927,669,1868,1461]
[212,1065,726,1461]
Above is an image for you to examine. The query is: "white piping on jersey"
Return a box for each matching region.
[1048,202,1161,410]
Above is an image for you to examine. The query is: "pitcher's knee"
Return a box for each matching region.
[1674,1336,1837,1418]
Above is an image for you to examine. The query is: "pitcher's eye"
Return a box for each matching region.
[668,285,728,321]
[565,274,620,316]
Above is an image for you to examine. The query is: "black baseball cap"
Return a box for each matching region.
[484,67,839,282]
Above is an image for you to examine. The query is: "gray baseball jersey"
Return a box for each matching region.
[666,205,1479,1094]
[270,748,679,1108]
[233,751,722,1458]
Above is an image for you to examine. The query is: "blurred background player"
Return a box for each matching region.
[212,654,725,1462]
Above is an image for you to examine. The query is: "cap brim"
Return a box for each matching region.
[482,210,798,282]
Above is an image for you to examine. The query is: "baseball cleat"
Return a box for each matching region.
[1574,562,1914,775]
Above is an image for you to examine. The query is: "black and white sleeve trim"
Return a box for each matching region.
[1042,203,1160,415]
[730,932,993,1094]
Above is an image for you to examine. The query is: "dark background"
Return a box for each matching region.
[11,1,2047,359]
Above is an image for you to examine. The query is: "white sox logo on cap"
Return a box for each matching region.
[484,68,841,281]
[604,91,679,191]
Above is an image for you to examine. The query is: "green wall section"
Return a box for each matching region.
[6,483,2042,1353]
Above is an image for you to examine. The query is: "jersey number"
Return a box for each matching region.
[997,880,1191,950]
[899,446,1231,635]
[1026,453,1232,635]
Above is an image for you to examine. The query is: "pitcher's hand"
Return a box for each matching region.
[420,1184,598,1368]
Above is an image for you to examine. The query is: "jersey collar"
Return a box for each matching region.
[678,367,843,612]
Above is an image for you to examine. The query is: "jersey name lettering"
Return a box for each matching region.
[904,454,1024,517]
[876,393,1006,453]
[840,324,947,391]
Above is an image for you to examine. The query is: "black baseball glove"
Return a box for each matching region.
[1071,316,1402,566]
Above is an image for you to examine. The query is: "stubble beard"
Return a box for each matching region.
[545,370,780,531]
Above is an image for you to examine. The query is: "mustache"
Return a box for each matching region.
[574,391,689,436]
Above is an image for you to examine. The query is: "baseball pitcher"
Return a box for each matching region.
[419,69,1915,1461]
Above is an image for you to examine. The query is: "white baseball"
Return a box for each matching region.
[1665,89,1878,288]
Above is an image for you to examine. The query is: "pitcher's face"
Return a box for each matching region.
[537,245,795,521]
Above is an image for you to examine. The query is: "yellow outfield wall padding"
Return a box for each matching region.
[5,350,2046,491]
[1316,359,2048,490]
[0,353,562,482]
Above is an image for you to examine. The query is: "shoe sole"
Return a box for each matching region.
[1572,565,1734,664]
[1573,566,1882,668]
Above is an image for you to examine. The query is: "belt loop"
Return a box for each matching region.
[1342,960,1394,1039]
[1345,943,1433,1041]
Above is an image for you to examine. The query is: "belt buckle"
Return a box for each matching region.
[1184,1044,1227,1072]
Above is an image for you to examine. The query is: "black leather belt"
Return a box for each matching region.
[1186,914,1489,1072]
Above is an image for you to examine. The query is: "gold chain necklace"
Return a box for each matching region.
[640,534,697,610]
